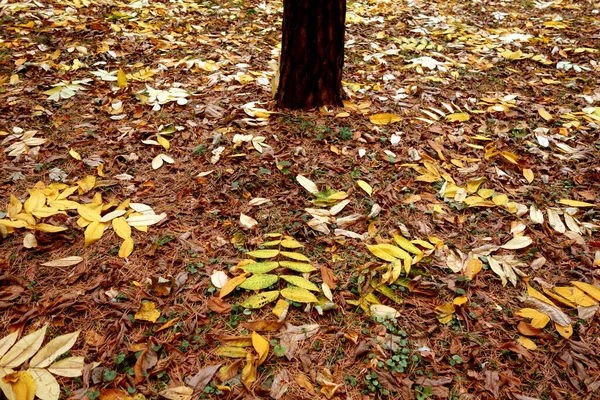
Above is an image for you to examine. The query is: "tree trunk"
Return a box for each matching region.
[275,0,346,110]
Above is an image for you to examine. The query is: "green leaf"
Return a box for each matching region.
[241,291,280,309]
[280,287,318,303]
[246,249,280,259]
[241,262,280,274]
[278,261,317,273]
[239,274,279,290]
[280,275,320,292]
[280,251,310,262]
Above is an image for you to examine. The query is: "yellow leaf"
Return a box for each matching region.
[392,235,422,255]
[445,112,470,122]
[7,195,23,219]
[251,332,269,366]
[2,371,36,400]
[515,308,550,329]
[464,258,482,280]
[119,237,134,258]
[356,180,373,196]
[516,336,537,350]
[84,221,107,247]
[558,199,595,208]
[527,285,556,307]
[570,281,600,301]
[523,168,534,183]
[77,204,101,222]
[157,135,170,151]
[370,304,400,319]
[219,274,247,298]
[369,113,401,125]
[435,303,455,324]
[492,194,509,206]
[117,68,128,88]
[538,107,553,121]
[501,236,532,250]
[134,302,160,323]
[32,223,67,233]
[23,190,45,214]
[553,286,597,307]
[215,346,248,358]
[554,323,572,339]
[76,175,96,194]
[453,296,468,306]
[69,149,81,160]
[272,299,289,319]
[0,219,28,228]
[280,238,303,249]
[241,352,257,390]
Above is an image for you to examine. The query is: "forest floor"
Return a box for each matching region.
[1,0,600,399]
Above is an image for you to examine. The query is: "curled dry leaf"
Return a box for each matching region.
[240,213,258,229]
[296,175,318,195]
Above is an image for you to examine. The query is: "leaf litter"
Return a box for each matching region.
[1,0,600,398]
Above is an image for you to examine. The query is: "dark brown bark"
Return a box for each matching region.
[275,0,346,110]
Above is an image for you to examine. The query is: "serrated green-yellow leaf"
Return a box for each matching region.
[241,290,280,309]
[280,287,318,303]
[239,274,279,290]
[374,283,403,304]
[242,262,279,274]
[392,235,423,255]
[262,240,281,247]
[280,251,310,262]
[280,275,319,292]
[278,261,317,272]
[246,249,280,258]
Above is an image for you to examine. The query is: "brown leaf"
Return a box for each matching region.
[134,344,158,385]
[320,265,337,289]
[184,364,221,394]
[243,320,283,332]
[485,370,499,399]
[218,360,243,382]
[294,372,316,395]
[208,297,231,314]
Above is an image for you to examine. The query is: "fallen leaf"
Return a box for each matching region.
[134,302,160,323]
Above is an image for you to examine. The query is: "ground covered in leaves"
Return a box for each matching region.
[1,0,600,399]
